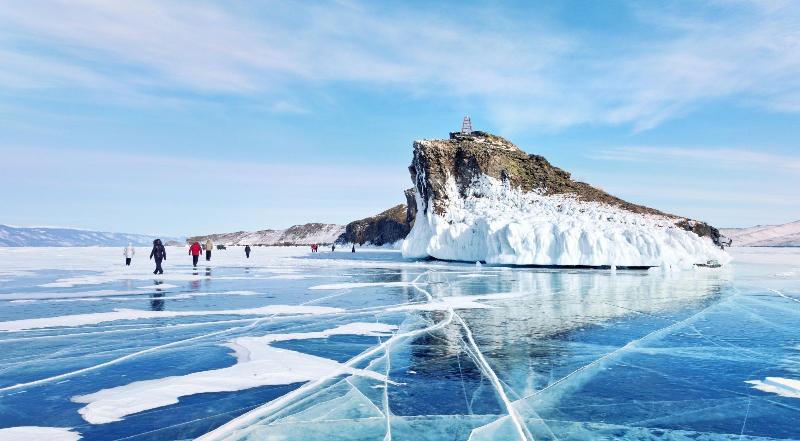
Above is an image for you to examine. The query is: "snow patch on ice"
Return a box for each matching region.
[0,305,342,331]
[72,322,396,424]
[0,426,81,441]
[746,377,800,398]
[41,273,209,288]
[402,175,729,269]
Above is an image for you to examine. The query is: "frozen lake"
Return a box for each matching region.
[0,246,798,440]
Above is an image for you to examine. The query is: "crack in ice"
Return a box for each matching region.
[197,309,456,440]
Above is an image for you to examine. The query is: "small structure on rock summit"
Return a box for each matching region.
[460,115,473,134]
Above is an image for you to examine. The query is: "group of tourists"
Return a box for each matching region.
[128,239,354,274]
[121,239,253,274]
[187,240,215,268]
[310,243,356,253]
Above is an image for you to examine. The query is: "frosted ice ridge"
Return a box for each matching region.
[403,174,729,269]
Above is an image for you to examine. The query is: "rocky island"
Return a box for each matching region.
[401,131,729,268]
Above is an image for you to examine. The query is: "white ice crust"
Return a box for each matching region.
[403,175,730,268]
[72,322,396,424]
[0,426,81,441]
[746,377,800,398]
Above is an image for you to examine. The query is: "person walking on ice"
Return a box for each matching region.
[205,239,213,261]
[123,242,135,266]
[189,241,202,268]
[351,244,356,253]
[244,245,251,259]
[149,239,166,275]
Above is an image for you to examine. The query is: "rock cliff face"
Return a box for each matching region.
[188,223,344,246]
[402,131,729,267]
[336,189,416,246]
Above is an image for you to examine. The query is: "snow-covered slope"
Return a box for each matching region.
[721,220,800,247]
[188,223,344,246]
[0,225,180,247]
[402,132,729,268]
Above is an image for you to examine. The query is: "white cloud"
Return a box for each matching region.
[0,0,798,131]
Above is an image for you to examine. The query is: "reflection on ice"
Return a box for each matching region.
[309,282,418,290]
[0,246,798,440]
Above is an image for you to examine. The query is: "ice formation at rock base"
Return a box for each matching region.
[403,175,730,268]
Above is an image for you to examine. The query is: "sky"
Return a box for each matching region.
[1,0,799,236]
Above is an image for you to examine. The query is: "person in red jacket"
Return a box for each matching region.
[189,242,202,268]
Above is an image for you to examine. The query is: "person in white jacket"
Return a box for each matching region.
[123,243,135,266]
[205,239,213,261]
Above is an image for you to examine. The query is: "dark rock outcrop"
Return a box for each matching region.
[410,131,723,247]
[404,187,417,225]
[336,188,416,246]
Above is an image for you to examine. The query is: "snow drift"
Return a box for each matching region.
[402,131,729,268]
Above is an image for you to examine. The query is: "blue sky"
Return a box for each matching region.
[1,0,798,236]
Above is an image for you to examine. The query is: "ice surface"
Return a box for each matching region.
[0,246,797,440]
[403,175,730,268]
[309,282,418,290]
[385,292,526,312]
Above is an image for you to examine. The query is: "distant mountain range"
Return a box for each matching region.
[0,225,182,247]
[6,218,798,249]
[187,223,344,246]
[720,220,800,247]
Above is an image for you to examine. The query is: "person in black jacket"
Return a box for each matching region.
[244,245,251,258]
[149,239,167,274]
